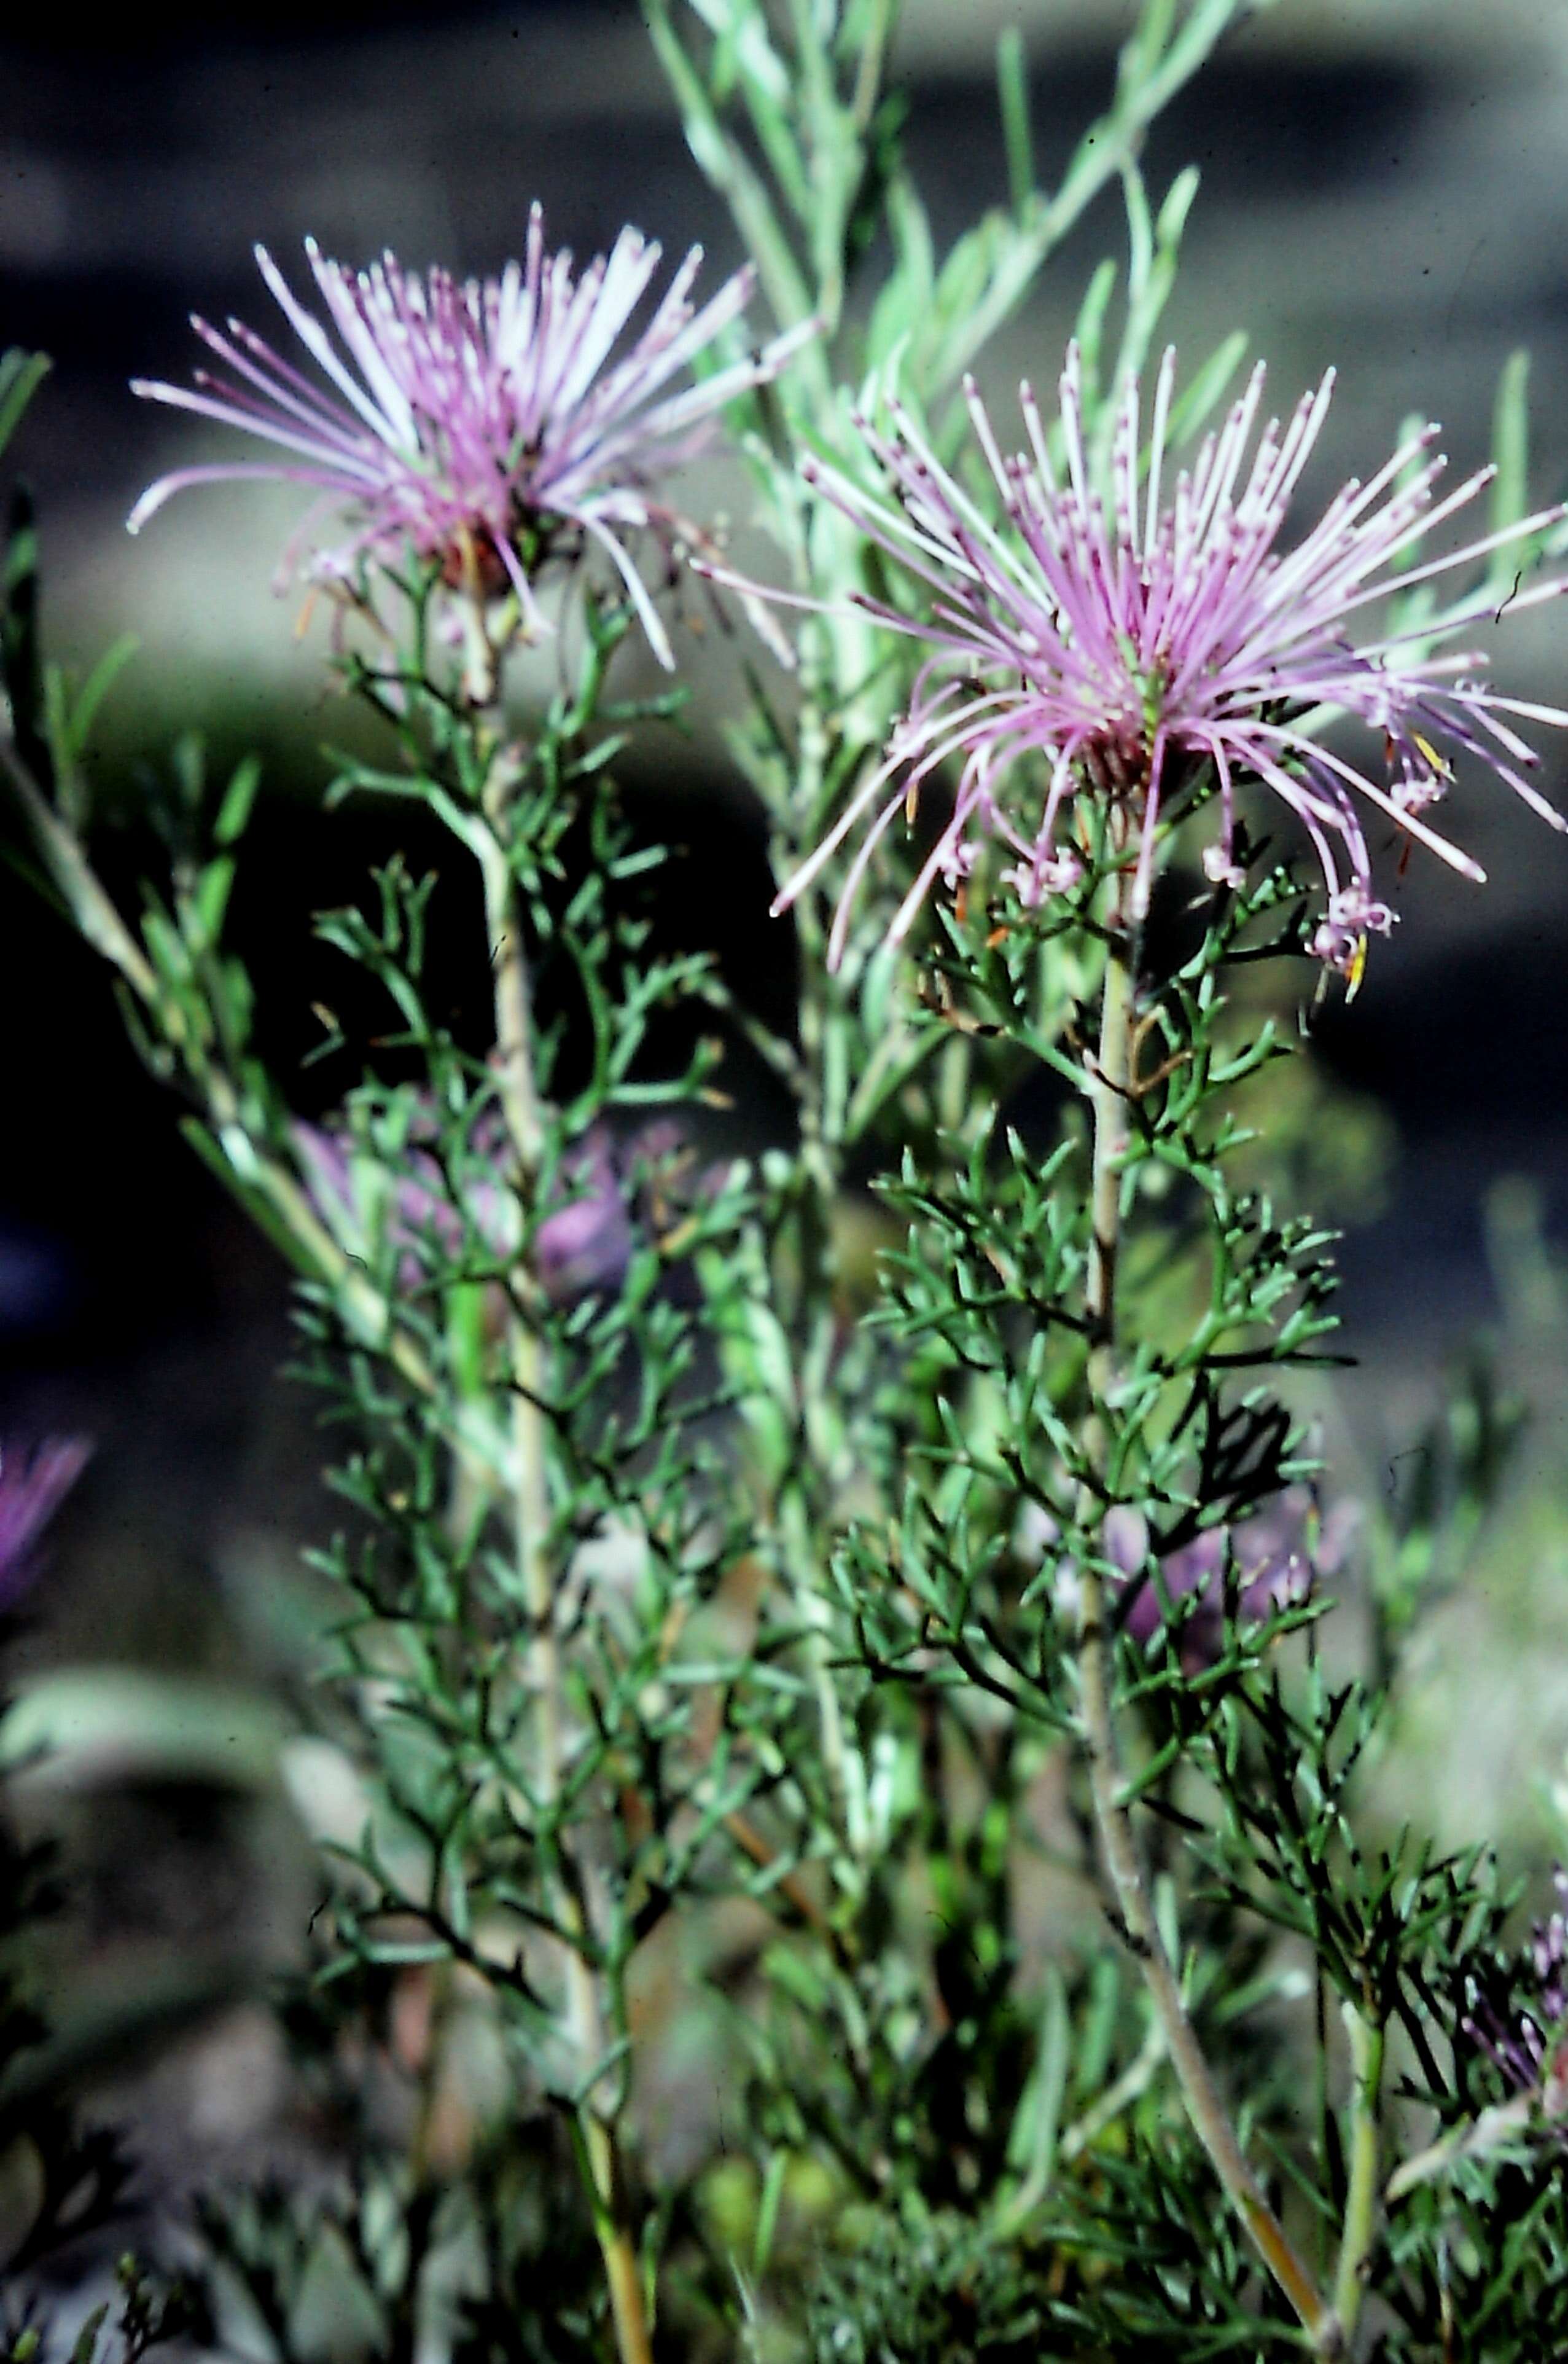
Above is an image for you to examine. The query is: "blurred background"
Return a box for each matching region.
[7,0,1568,2302]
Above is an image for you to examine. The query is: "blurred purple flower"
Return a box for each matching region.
[128,211,809,665]
[0,1437,92,1609]
[533,1130,638,1304]
[295,1105,682,1309]
[1464,1870,1568,2125]
[294,1105,513,1296]
[751,344,1568,967]
[1104,1485,1352,1672]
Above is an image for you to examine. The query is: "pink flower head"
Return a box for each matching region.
[295,1103,688,1310]
[128,209,809,666]
[0,1436,92,1609]
[765,345,1568,966]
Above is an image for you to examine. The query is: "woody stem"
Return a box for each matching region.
[478,799,653,2364]
[1073,815,1338,2354]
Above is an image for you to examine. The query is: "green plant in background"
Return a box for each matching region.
[6,4,1568,2360]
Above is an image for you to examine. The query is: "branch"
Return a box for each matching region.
[1073,823,1337,2352]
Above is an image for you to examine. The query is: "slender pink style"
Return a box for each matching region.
[748,345,1568,966]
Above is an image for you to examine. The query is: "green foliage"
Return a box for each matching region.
[0,2260,206,2364]
[0,1632,204,2358]
[2,3,1567,2360]
[0,1804,134,2294]
[803,2204,1054,2364]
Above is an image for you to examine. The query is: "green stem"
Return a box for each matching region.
[1074,824,1336,2354]
[851,0,897,131]
[641,0,822,369]
[477,816,653,2364]
[0,740,522,1481]
[1,741,158,1003]
[761,592,859,1841]
[1332,2004,1384,2346]
[932,0,1261,389]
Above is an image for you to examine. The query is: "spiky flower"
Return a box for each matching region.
[129,208,807,665]
[764,345,1568,965]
